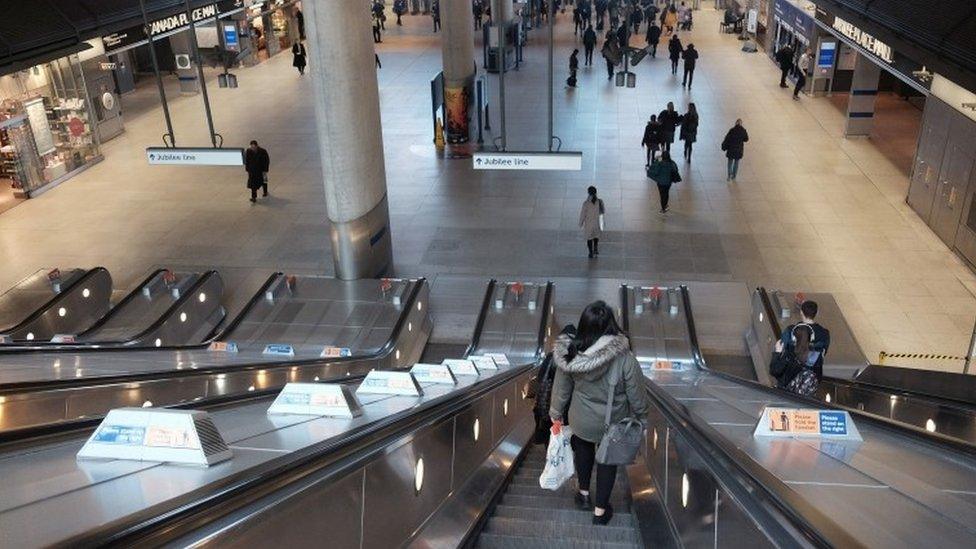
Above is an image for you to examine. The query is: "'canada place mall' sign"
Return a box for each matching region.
[831,16,895,63]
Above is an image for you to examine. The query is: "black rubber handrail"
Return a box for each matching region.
[0,278,428,444]
[0,272,281,354]
[74,269,167,337]
[534,282,554,358]
[123,270,222,346]
[686,286,976,455]
[756,288,976,415]
[0,267,110,336]
[464,279,497,357]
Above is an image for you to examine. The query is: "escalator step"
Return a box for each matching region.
[506,483,630,500]
[502,494,631,512]
[493,505,635,527]
[484,517,640,544]
[476,532,641,549]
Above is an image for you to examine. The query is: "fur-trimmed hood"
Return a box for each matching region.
[553,334,630,378]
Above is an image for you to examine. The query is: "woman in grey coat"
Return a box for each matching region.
[579,186,604,258]
[550,301,650,525]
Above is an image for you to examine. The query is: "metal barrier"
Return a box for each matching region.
[878,351,966,365]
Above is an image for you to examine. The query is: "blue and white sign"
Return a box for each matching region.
[208,341,239,353]
[268,383,362,418]
[146,147,244,166]
[410,363,458,385]
[754,407,862,441]
[470,355,499,371]
[263,344,295,357]
[818,411,848,435]
[321,346,353,358]
[223,23,239,51]
[443,359,480,377]
[473,151,583,171]
[356,371,423,396]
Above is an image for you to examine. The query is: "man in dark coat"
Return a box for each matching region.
[645,21,661,57]
[244,140,270,202]
[681,43,698,88]
[583,25,597,66]
[667,34,682,75]
[721,119,749,182]
[657,102,682,153]
[776,44,795,88]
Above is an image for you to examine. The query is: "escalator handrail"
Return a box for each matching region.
[74,269,168,338]
[464,279,497,357]
[0,279,426,396]
[757,287,976,419]
[204,272,284,342]
[534,282,555,358]
[0,272,281,354]
[122,270,223,345]
[0,267,110,336]
[684,285,976,452]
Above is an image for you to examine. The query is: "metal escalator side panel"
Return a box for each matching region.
[0,267,87,332]
[128,271,225,347]
[1,267,113,342]
[206,272,285,343]
[73,269,171,342]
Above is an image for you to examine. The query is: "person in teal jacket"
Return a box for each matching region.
[647,150,681,213]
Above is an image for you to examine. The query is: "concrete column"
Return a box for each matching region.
[263,12,281,57]
[304,0,393,279]
[492,0,514,22]
[441,0,476,143]
[168,31,199,95]
[844,52,881,137]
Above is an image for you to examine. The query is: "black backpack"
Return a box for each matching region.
[769,348,805,388]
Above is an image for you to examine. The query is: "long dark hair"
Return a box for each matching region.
[791,324,811,364]
[686,102,698,121]
[587,185,598,204]
[572,300,623,355]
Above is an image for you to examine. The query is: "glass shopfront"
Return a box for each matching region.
[0,54,101,209]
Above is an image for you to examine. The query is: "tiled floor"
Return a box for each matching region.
[0,8,974,372]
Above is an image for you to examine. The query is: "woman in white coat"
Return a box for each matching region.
[580,186,604,258]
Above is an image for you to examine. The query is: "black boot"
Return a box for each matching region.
[593,504,614,525]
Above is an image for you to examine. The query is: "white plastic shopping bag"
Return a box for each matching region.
[539,426,574,491]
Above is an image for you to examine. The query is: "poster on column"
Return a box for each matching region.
[444,86,470,144]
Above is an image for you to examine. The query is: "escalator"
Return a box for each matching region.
[0,267,113,342]
[0,279,553,548]
[0,274,428,436]
[0,269,226,348]
[750,287,976,445]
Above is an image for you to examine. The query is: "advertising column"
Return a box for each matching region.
[441,0,476,143]
[303,0,393,279]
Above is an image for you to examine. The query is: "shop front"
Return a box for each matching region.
[242,0,303,64]
[0,53,102,212]
[769,0,816,62]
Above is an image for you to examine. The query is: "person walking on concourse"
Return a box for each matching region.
[645,21,661,58]
[579,186,604,258]
[794,48,811,99]
[776,43,795,88]
[291,41,307,75]
[679,102,698,162]
[245,140,270,203]
[583,25,598,66]
[647,150,681,213]
[721,119,749,182]
[681,43,698,88]
[658,102,682,153]
[549,301,649,525]
[641,114,663,166]
[667,34,682,75]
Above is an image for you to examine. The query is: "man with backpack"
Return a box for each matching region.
[769,300,831,396]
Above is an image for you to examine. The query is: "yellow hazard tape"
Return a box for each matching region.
[878,351,966,365]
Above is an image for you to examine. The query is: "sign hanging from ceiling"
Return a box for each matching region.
[102,0,245,54]
[146,147,244,166]
[473,151,583,171]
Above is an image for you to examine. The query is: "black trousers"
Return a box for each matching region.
[794,72,806,97]
[250,182,267,200]
[571,435,617,509]
[373,27,382,43]
[586,238,599,255]
[645,144,658,165]
[606,59,614,79]
[670,57,678,74]
[779,66,790,86]
[683,140,693,160]
[584,45,594,65]
[657,183,671,211]
[433,18,440,31]
[649,43,657,57]
[682,66,694,87]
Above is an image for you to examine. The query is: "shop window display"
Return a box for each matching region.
[0,54,101,201]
